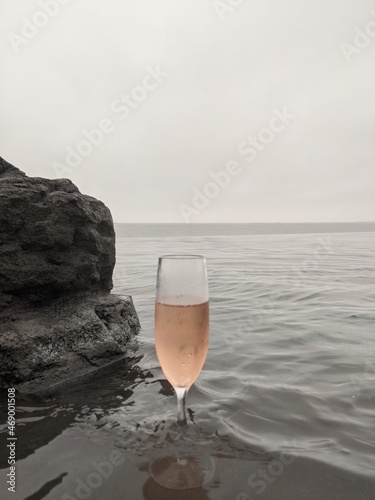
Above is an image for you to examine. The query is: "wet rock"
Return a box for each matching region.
[0,293,139,392]
[0,157,140,391]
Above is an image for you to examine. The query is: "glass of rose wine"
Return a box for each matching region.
[149,255,215,490]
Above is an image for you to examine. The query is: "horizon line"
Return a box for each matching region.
[114,221,375,225]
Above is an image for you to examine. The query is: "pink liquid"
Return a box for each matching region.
[155,301,209,390]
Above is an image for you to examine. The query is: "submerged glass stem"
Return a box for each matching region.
[175,387,188,428]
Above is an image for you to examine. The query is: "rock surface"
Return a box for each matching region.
[0,293,139,392]
[0,157,140,392]
[0,156,115,308]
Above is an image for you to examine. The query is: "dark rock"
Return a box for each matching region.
[0,161,115,307]
[0,293,139,392]
[0,156,26,178]
[0,157,140,391]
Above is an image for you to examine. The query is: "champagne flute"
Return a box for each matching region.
[150,255,214,489]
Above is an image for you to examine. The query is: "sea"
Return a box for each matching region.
[1,223,374,500]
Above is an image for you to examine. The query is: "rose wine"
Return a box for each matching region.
[155,300,209,390]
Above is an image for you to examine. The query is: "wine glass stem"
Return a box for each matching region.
[175,387,188,427]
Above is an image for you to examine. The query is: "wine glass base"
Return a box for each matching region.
[149,452,215,490]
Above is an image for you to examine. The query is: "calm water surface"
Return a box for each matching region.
[1,225,374,499]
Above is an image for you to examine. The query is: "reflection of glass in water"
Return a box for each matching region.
[151,456,204,489]
[146,455,216,497]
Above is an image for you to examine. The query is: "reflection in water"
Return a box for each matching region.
[23,472,68,500]
[140,461,214,500]
[147,428,217,490]
[156,378,175,397]
[143,477,211,500]
[0,352,151,465]
[149,455,210,490]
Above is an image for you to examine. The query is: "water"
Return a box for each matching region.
[1,224,374,499]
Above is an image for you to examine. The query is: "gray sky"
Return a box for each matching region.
[1,0,374,222]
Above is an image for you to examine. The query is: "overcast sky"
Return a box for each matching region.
[0,0,374,223]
